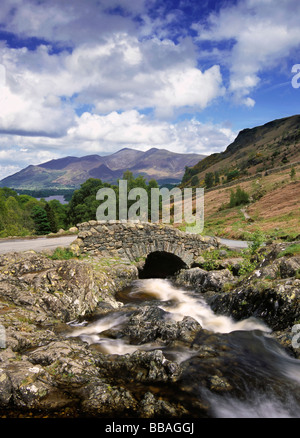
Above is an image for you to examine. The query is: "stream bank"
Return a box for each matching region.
[0,241,299,417]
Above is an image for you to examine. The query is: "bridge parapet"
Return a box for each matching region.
[71,221,220,267]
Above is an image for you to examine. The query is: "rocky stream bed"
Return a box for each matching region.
[0,242,299,418]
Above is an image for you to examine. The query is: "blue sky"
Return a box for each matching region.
[0,0,299,178]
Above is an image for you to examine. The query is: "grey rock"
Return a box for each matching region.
[203,269,235,292]
[174,267,235,292]
[113,305,201,345]
[1,241,300,418]
[209,266,300,332]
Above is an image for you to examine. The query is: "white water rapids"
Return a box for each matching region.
[67,278,270,352]
[66,278,300,418]
[133,279,270,333]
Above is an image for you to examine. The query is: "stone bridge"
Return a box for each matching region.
[71,220,220,277]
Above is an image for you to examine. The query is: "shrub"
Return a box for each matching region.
[229,186,250,207]
[248,230,265,254]
[290,167,296,180]
[191,175,199,186]
[226,169,240,182]
[48,247,76,260]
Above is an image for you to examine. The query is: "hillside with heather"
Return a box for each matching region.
[174,115,300,241]
[201,166,300,241]
[181,115,300,189]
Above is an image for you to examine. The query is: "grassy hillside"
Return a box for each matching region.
[182,115,300,188]
[201,164,300,241]
[177,115,300,241]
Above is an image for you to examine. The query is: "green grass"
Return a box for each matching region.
[48,247,77,260]
[277,243,300,258]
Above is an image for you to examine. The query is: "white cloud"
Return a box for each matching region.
[0,0,272,182]
[65,35,224,116]
[0,0,147,45]
[0,32,225,138]
[193,0,300,105]
[0,111,236,178]
[0,140,61,179]
[68,111,169,146]
[152,64,224,117]
[0,44,75,137]
[66,110,236,155]
[0,83,73,137]
[0,0,167,45]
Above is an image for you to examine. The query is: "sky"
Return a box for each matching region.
[0,0,300,179]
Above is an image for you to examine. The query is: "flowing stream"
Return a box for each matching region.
[67,278,300,418]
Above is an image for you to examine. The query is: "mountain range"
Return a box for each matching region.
[0,148,205,190]
[2,114,300,192]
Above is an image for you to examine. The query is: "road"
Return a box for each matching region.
[0,235,248,255]
[219,238,249,249]
[0,235,77,254]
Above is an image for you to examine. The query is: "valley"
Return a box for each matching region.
[0,114,299,243]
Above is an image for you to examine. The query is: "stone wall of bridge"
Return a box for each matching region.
[71,220,220,267]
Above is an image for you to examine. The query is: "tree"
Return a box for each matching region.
[0,190,7,227]
[132,174,147,190]
[214,171,220,185]
[31,205,51,235]
[0,187,18,200]
[181,166,192,184]
[191,175,199,186]
[67,174,162,225]
[67,178,106,226]
[0,188,39,237]
[290,167,296,180]
[122,170,134,187]
[148,179,159,190]
[45,203,58,233]
[48,199,68,230]
[5,196,23,228]
[204,172,214,188]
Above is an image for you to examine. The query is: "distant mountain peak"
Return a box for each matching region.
[0,147,205,190]
[39,156,80,170]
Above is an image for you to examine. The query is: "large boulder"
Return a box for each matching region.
[207,251,300,358]
[0,252,138,322]
[253,255,300,280]
[174,267,235,293]
[208,278,300,331]
[107,305,201,345]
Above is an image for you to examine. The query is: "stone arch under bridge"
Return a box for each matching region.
[71,221,220,269]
